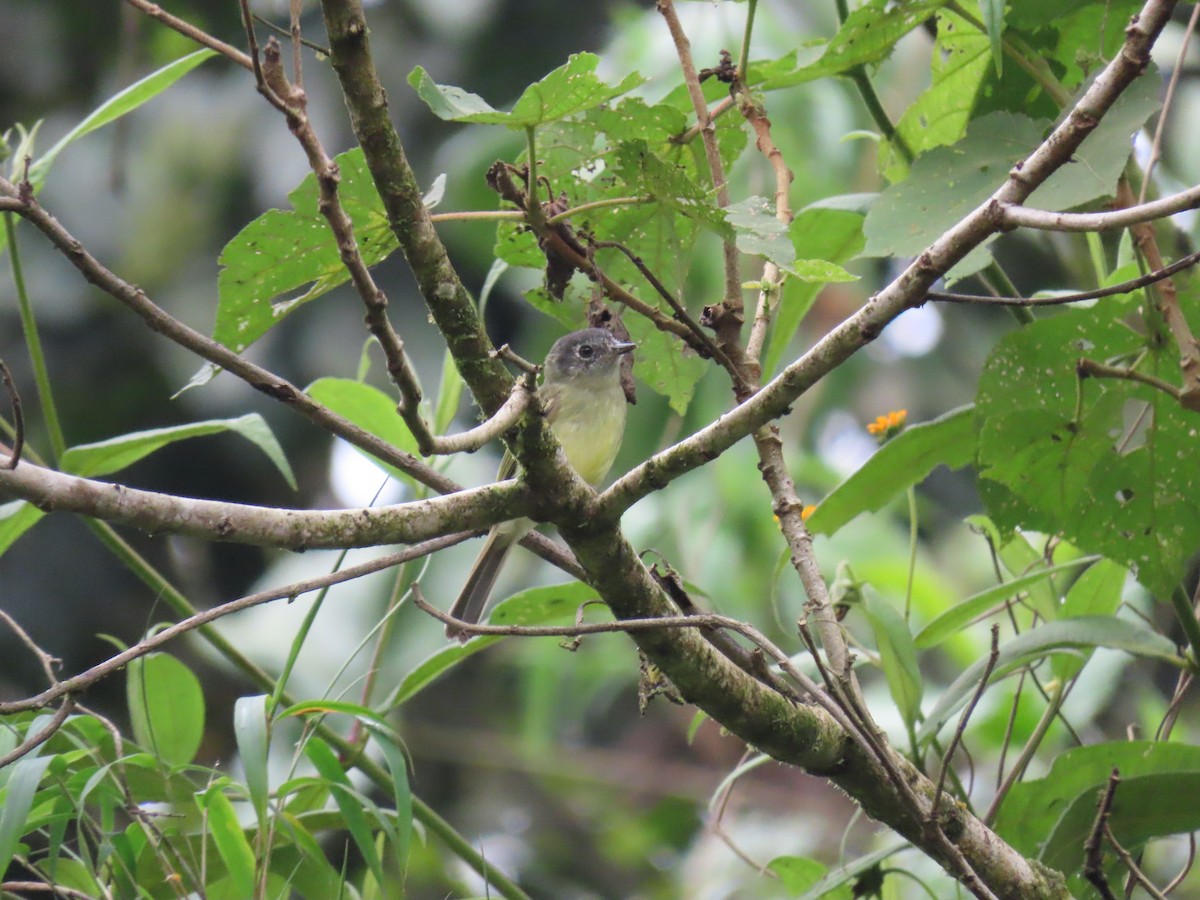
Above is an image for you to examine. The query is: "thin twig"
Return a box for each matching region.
[1107,822,1170,900]
[927,248,1200,307]
[0,534,472,715]
[0,882,96,900]
[122,0,253,69]
[590,239,734,373]
[1138,3,1200,204]
[1162,832,1196,895]
[0,358,23,468]
[931,625,999,821]
[251,12,330,55]
[0,608,61,685]
[1003,183,1200,232]
[429,377,532,455]
[656,0,745,359]
[0,179,455,490]
[1077,357,1182,401]
[0,696,76,769]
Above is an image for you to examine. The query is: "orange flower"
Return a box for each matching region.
[866,409,907,440]
[801,504,817,521]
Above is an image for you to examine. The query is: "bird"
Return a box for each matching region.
[445,327,635,640]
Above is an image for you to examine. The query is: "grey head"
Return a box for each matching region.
[543,328,636,384]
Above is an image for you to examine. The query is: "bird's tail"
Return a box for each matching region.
[445,527,515,641]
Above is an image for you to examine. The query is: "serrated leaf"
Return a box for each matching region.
[613,141,730,237]
[806,406,975,536]
[920,617,1181,742]
[387,582,597,707]
[409,53,645,128]
[625,315,708,416]
[60,413,296,489]
[29,50,217,190]
[1027,68,1161,211]
[215,148,396,354]
[126,652,205,768]
[864,112,1044,260]
[725,195,793,267]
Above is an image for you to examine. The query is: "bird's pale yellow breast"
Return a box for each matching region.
[545,374,628,486]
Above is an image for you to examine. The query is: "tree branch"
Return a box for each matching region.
[1001,182,1200,232]
[0,461,532,550]
[602,0,1178,516]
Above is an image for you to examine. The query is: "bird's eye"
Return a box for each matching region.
[578,344,595,359]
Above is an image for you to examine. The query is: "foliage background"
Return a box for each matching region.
[2,1,1200,898]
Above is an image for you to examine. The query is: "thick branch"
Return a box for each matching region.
[318,0,513,415]
[0,461,532,550]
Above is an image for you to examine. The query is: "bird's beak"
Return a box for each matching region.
[614,341,636,355]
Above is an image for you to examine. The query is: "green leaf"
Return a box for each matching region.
[126,652,205,768]
[769,856,847,896]
[764,205,865,377]
[1045,772,1200,884]
[0,755,53,880]
[199,786,257,896]
[1026,68,1161,211]
[1053,558,1127,681]
[806,406,975,536]
[919,617,1181,743]
[28,49,217,189]
[995,741,1200,855]
[0,500,44,557]
[979,0,1005,75]
[433,344,465,437]
[881,8,992,180]
[304,736,386,888]
[793,841,909,900]
[864,112,1045,275]
[914,557,1099,649]
[273,814,345,899]
[60,413,296,489]
[233,695,270,823]
[388,581,598,707]
[613,141,730,237]
[364,721,413,881]
[976,301,1200,597]
[306,377,419,483]
[861,590,923,726]
[766,0,953,88]
[625,314,708,416]
[215,148,397,354]
[409,52,645,128]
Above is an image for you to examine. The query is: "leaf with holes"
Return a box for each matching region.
[976,298,1200,597]
[215,148,396,354]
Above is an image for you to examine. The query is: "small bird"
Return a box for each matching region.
[446,327,635,640]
